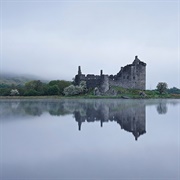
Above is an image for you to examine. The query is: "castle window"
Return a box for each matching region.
[133,76,135,80]
[127,76,129,79]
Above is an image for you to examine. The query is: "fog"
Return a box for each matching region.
[1,0,179,88]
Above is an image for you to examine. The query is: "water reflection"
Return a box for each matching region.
[156,100,168,114]
[73,100,146,141]
[1,99,180,179]
[1,99,179,141]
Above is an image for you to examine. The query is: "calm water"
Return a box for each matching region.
[0,99,179,180]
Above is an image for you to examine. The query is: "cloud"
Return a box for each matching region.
[1,1,179,88]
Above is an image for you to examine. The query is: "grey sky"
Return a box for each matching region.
[1,0,179,89]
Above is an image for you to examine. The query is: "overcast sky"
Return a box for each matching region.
[0,0,179,89]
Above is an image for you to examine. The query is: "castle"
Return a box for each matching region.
[74,56,146,92]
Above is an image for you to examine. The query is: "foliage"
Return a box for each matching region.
[10,89,19,96]
[0,88,11,96]
[0,78,72,96]
[63,85,81,96]
[24,89,39,96]
[24,80,49,96]
[0,84,11,88]
[63,81,87,96]
[0,76,180,99]
[47,85,59,95]
[167,87,180,94]
[48,80,71,95]
[156,82,168,94]
[25,80,44,92]
[79,81,87,93]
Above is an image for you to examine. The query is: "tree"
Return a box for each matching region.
[10,89,19,96]
[167,87,180,94]
[63,85,82,96]
[0,88,11,96]
[156,82,168,94]
[48,80,71,95]
[25,80,45,95]
[24,89,38,96]
[47,85,59,95]
[79,81,87,93]
[63,81,87,96]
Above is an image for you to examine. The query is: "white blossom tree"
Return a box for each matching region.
[10,89,19,96]
[63,81,87,96]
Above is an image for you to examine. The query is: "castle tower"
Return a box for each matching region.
[78,66,82,75]
[132,56,146,90]
[100,70,103,76]
[100,75,109,93]
[133,55,140,65]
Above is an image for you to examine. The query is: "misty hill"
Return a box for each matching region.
[0,73,46,87]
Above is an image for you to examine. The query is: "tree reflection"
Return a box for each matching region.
[3,99,180,140]
[156,102,168,114]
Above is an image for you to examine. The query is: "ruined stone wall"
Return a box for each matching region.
[86,75,101,89]
[109,60,146,90]
[75,74,109,93]
[74,56,146,91]
[99,75,109,93]
[134,64,146,90]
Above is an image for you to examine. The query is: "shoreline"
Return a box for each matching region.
[0,95,180,100]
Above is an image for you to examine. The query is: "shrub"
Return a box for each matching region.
[10,89,19,96]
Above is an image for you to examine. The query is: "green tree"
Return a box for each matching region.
[167,87,180,94]
[24,89,38,96]
[47,85,59,95]
[0,88,11,96]
[156,82,168,95]
[48,80,71,95]
[25,80,45,95]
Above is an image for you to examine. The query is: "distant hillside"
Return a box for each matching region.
[0,73,45,87]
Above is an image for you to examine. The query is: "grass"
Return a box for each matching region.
[0,87,180,99]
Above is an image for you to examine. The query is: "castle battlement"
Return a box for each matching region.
[74,56,146,92]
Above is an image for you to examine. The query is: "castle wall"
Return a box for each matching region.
[99,75,109,93]
[109,63,146,90]
[85,75,101,89]
[74,56,146,91]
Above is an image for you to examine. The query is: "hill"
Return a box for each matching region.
[0,73,45,87]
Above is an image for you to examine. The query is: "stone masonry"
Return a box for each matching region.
[74,56,146,92]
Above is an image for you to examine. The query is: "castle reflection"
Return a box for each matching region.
[73,100,146,141]
[1,99,148,140]
[2,99,180,140]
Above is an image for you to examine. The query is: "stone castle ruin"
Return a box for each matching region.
[74,56,146,93]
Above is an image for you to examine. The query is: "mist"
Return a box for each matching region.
[1,1,179,88]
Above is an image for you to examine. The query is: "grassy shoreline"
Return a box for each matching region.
[1,87,180,99]
[0,94,180,100]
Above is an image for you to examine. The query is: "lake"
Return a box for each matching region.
[0,99,179,179]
